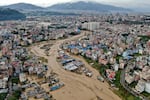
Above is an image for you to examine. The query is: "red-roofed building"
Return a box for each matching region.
[106,69,116,80]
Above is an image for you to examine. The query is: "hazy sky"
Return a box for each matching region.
[0,0,149,8]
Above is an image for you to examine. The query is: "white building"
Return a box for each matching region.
[0,79,7,89]
[145,83,150,93]
[82,22,100,31]
[19,73,27,82]
[113,64,119,71]
[135,80,145,93]
[125,74,134,84]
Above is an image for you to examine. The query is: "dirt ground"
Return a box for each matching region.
[30,31,121,100]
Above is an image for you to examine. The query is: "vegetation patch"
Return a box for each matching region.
[38,57,48,63]
[138,35,150,42]
[142,92,150,99]
[11,77,19,84]
[0,93,7,100]
[7,90,21,100]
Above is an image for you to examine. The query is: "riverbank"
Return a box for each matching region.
[77,55,141,100]
[30,31,121,100]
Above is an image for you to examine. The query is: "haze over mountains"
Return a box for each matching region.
[47,1,130,12]
[0,1,149,21]
[1,1,130,12]
[1,0,150,12]
[3,3,44,11]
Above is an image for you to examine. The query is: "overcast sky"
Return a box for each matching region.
[0,0,150,8]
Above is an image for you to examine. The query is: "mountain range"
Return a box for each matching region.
[48,1,130,12]
[2,3,44,11]
[1,1,131,12]
[0,8,26,21]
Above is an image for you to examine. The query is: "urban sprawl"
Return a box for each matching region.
[0,14,150,100]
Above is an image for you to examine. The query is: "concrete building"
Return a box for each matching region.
[82,22,100,31]
[145,83,150,93]
[19,73,27,83]
[135,80,145,93]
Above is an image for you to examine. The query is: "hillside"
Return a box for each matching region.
[3,3,44,11]
[0,8,26,21]
[48,1,130,12]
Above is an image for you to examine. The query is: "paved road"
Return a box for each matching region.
[120,68,149,100]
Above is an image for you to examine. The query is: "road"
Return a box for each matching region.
[120,68,149,100]
[30,31,121,100]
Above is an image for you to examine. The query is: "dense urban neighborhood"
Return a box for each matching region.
[0,1,150,100]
